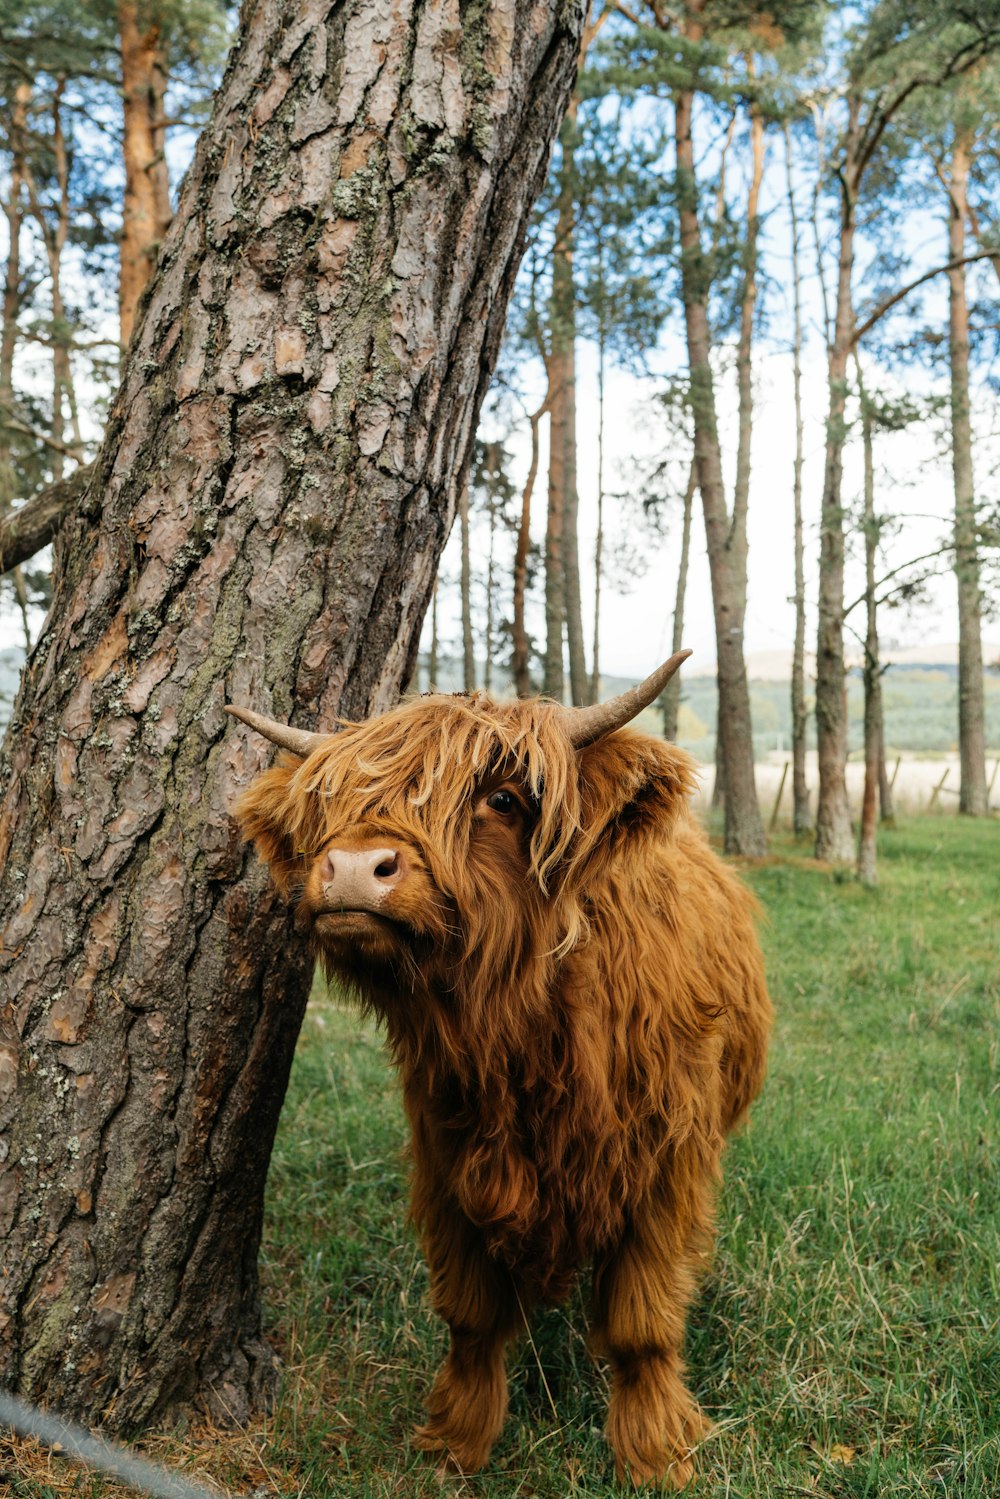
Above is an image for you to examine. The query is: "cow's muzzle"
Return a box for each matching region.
[316,844,407,915]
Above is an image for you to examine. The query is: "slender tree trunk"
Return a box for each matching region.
[590,321,605,705]
[512,399,546,698]
[661,457,695,743]
[0,83,32,647]
[856,367,879,886]
[815,99,861,863]
[484,487,495,692]
[459,480,475,691]
[429,579,439,692]
[119,0,174,350]
[732,87,763,535]
[544,90,584,704]
[878,719,895,824]
[674,55,766,857]
[48,80,85,482]
[946,135,989,815]
[21,83,86,490]
[0,0,586,1430]
[784,122,810,836]
[543,359,566,697]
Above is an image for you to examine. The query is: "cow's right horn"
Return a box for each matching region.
[560,650,692,748]
[225,704,332,758]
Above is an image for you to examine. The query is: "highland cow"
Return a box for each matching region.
[228,651,772,1488]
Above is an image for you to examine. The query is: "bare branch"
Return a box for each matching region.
[857,27,1000,180]
[2,414,90,461]
[843,545,951,619]
[852,251,997,345]
[0,463,93,574]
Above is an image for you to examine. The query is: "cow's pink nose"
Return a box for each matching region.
[320,846,405,911]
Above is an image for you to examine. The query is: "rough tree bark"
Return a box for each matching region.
[0,0,586,1432]
[946,134,989,815]
[119,0,174,350]
[673,8,766,857]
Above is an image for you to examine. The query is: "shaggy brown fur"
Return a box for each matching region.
[235,692,772,1487]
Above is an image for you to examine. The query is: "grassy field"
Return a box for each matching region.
[5,818,998,1496]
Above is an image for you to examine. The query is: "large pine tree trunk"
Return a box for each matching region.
[946,136,989,816]
[0,0,585,1432]
[815,103,860,864]
[674,73,766,858]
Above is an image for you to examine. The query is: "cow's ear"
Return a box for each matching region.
[573,733,698,863]
[233,757,304,897]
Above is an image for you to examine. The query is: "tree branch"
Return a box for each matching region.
[852,250,996,345]
[965,196,1000,289]
[843,544,950,620]
[1,413,90,461]
[0,462,92,574]
[856,27,1000,180]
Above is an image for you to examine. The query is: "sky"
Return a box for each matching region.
[429,333,998,686]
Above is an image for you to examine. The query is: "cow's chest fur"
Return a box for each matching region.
[411,1042,650,1302]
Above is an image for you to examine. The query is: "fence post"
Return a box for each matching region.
[769,761,789,832]
[927,767,949,812]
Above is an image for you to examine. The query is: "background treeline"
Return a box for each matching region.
[1,0,999,885]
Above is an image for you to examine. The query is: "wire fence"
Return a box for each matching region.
[0,1389,237,1499]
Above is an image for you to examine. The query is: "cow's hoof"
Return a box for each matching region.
[412,1421,485,1475]
[616,1451,695,1491]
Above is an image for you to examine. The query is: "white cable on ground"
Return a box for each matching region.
[0,1388,236,1499]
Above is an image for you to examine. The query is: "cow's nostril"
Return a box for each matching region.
[375,853,399,880]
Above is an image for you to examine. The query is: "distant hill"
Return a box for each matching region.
[708,643,1000,682]
[413,650,1000,761]
[4,644,997,757]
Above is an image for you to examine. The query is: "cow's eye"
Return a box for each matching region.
[486,789,515,815]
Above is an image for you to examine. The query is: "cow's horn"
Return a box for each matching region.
[560,649,692,748]
[225,704,331,758]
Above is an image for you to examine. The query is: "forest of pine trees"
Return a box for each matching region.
[2,0,999,887]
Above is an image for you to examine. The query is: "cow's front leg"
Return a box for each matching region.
[591,1162,715,1488]
[411,1206,525,1473]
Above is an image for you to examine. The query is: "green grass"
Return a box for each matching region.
[11,820,994,1496]
[252,817,1000,1496]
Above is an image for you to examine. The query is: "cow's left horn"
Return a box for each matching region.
[225,704,331,758]
[560,649,692,748]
